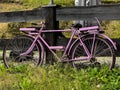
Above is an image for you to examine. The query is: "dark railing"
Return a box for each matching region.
[0,4,120,22]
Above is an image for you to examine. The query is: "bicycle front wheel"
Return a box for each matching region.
[3,35,43,68]
[70,36,115,70]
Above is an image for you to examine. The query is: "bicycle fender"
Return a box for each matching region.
[100,34,117,50]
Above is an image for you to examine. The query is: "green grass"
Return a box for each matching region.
[0,63,120,90]
[102,21,120,38]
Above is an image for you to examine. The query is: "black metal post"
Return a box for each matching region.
[43,5,59,64]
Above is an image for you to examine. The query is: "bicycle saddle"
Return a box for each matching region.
[72,23,82,29]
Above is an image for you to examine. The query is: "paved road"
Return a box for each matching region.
[115,57,120,66]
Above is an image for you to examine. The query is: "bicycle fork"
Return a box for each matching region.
[20,36,38,56]
[19,36,45,65]
[19,35,45,63]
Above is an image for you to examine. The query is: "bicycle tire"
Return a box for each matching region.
[3,35,44,68]
[69,36,116,70]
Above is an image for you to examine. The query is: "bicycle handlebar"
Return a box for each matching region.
[31,22,45,31]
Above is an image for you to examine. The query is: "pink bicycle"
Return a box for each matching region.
[3,18,117,69]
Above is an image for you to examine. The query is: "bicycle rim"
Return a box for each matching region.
[70,36,115,70]
[3,35,42,68]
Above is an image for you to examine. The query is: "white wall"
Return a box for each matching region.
[74,0,101,26]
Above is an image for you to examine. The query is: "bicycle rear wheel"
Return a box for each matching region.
[3,35,43,68]
[70,36,115,70]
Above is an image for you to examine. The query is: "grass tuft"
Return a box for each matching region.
[0,63,120,90]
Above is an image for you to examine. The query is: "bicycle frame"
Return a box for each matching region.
[20,25,117,63]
